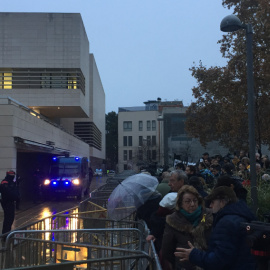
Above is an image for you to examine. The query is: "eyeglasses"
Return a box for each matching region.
[183,199,198,205]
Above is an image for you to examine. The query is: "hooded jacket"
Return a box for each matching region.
[189,200,256,270]
[162,208,213,270]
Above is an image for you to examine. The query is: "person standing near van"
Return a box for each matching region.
[0,171,19,235]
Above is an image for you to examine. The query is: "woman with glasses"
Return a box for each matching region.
[161,185,212,270]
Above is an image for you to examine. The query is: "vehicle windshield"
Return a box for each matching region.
[51,164,80,177]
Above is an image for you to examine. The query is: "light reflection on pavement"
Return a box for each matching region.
[0,176,107,232]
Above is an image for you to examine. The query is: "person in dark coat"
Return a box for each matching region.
[136,190,162,229]
[162,185,213,270]
[188,176,208,198]
[215,175,248,202]
[175,186,256,270]
[146,192,177,255]
[0,170,19,235]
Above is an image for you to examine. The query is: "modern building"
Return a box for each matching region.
[118,99,229,173]
[0,13,105,199]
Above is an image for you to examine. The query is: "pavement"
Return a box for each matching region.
[0,176,107,236]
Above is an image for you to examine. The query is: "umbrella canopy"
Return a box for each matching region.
[107,173,159,220]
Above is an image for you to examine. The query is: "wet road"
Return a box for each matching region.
[0,176,107,233]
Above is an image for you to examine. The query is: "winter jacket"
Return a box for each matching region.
[0,177,19,202]
[136,191,162,229]
[189,200,256,270]
[162,208,213,270]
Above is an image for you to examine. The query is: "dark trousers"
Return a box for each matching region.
[1,201,15,235]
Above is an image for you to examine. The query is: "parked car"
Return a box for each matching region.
[107,170,115,178]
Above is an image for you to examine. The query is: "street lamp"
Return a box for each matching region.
[220,14,257,213]
[157,115,164,165]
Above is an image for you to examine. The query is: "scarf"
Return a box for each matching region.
[180,205,202,227]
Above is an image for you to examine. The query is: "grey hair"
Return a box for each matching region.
[171,170,188,184]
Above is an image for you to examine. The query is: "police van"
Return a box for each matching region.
[42,156,90,200]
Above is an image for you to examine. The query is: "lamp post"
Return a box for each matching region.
[220,14,257,213]
[157,115,164,165]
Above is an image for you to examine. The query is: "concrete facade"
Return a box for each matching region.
[118,107,159,172]
[0,13,105,185]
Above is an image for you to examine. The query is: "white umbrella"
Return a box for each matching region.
[107,173,159,220]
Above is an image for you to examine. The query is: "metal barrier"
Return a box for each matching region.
[2,236,153,269]
[0,180,162,269]
[0,227,162,269]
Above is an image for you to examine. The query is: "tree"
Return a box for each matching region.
[106,111,118,170]
[185,0,270,152]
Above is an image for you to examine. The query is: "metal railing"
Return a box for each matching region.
[0,181,162,269]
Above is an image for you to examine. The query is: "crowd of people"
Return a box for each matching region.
[141,150,270,270]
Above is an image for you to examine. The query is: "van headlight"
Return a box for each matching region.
[72,179,80,185]
[44,179,51,185]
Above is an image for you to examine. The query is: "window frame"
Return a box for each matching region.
[123,121,132,131]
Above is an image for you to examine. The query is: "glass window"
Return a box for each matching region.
[129,150,132,160]
[123,121,132,131]
[124,150,127,161]
[68,73,77,89]
[147,136,151,146]
[152,150,156,160]
[123,136,127,146]
[152,120,156,131]
[152,136,156,146]
[128,136,132,146]
[139,136,143,146]
[139,121,143,131]
[0,73,12,89]
[147,121,151,131]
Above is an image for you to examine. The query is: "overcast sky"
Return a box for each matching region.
[2,0,231,113]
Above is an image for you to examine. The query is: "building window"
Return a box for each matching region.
[123,121,132,131]
[124,164,128,170]
[124,150,127,161]
[74,121,102,150]
[0,73,12,89]
[152,136,156,146]
[0,68,85,94]
[147,120,151,131]
[129,150,132,160]
[147,136,151,146]
[152,150,156,160]
[128,136,132,146]
[139,136,143,146]
[123,136,127,146]
[152,120,156,131]
[139,121,143,131]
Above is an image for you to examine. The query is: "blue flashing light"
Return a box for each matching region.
[75,157,80,161]
[65,181,69,185]
[52,181,57,185]
[52,157,57,161]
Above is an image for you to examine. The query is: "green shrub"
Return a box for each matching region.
[246,182,270,221]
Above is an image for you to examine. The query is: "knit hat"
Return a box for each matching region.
[205,186,237,203]
[6,170,15,176]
